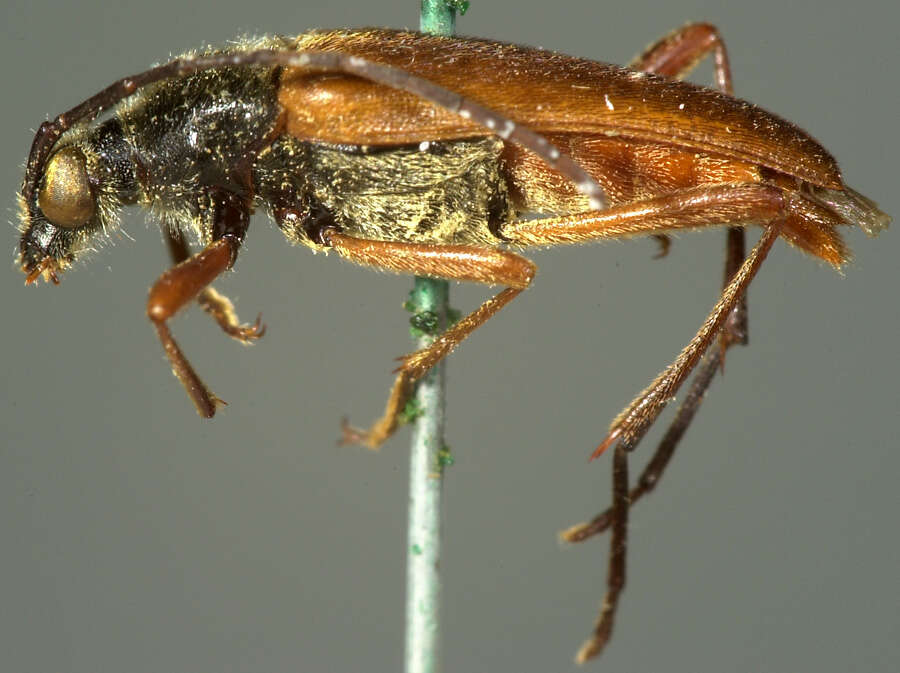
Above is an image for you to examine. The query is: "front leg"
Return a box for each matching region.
[163,226,266,343]
[147,188,251,417]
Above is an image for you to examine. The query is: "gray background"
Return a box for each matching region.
[2,1,897,671]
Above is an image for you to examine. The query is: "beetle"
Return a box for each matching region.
[17,24,889,662]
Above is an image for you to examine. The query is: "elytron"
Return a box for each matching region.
[18,24,889,661]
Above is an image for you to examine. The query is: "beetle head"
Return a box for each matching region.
[19,121,134,284]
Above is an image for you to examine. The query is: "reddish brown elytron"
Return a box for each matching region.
[18,23,888,662]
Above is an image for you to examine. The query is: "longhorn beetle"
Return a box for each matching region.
[17,25,889,662]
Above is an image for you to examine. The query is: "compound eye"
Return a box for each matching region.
[38,146,95,228]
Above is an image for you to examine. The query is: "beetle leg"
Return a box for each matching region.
[504,182,787,453]
[630,22,734,94]
[630,22,747,361]
[561,347,723,543]
[563,232,747,538]
[622,22,746,530]
[567,234,745,660]
[636,16,749,465]
[566,237,746,658]
[147,189,250,417]
[650,234,671,258]
[575,442,629,663]
[505,184,782,661]
[507,184,784,443]
[720,227,749,363]
[596,220,781,456]
[505,183,783,246]
[570,223,779,662]
[162,226,266,343]
[632,22,736,264]
[602,21,746,498]
[321,230,535,449]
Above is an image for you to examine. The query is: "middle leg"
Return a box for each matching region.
[323,230,536,449]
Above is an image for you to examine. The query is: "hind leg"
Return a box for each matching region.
[567,25,751,661]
